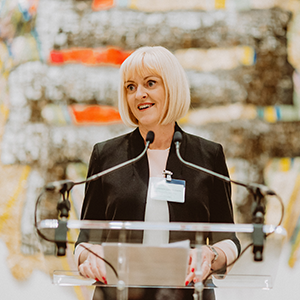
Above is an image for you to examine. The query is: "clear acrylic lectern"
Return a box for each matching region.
[37,220,286,300]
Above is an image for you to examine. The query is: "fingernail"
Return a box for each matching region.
[191,268,195,273]
[185,280,189,286]
[86,275,89,278]
[102,276,107,284]
[95,278,99,282]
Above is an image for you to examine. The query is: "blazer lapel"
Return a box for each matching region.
[128,127,149,194]
[166,123,185,180]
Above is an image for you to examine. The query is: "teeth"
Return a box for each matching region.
[138,104,154,110]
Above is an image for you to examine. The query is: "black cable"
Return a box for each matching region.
[33,188,119,280]
[202,192,285,286]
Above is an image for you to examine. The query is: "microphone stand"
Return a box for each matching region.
[55,185,71,256]
[251,188,266,262]
[173,131,276,262]
[41,131,155,256]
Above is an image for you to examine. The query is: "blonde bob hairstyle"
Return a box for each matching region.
[118,46,190,127]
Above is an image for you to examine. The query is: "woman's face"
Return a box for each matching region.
[125,72,166,128]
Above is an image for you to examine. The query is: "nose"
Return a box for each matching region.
[136,84,147,99]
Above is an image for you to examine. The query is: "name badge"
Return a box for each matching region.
[149,177,186,203]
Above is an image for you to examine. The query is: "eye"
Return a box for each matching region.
[147,80,156,87]
[126,84,136,92]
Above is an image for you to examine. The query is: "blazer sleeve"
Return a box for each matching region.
[75,144,107,247]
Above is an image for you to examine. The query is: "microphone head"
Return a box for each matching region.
[173,131,182,144]
[146,131,155,144]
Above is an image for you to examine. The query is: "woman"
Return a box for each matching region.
[75,46,240,300]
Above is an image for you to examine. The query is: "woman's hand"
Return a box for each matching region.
[185,245,226,286]
[78,244,107,284]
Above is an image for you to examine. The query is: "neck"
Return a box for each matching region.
[139,122,175,150]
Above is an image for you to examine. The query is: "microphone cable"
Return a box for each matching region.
[34,131,155,282]
[173,131,285,286]
[33,187,119,280]
[202,191,284,286]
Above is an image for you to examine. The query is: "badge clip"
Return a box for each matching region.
[163,170,173,182]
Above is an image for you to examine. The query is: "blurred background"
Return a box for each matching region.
[1,0,300,299]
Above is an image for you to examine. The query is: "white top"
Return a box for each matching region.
[143,148,170,245]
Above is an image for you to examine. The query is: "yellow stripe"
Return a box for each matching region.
[240,46,255,66]
[73,286,88,300]
[264,106,277,123]
[283,174,300,237]
[178,112,190,125]
[215,0,226,9]
[0,104,9,120]
[279,157,291,172]
[129,0,138,9]
[69,193,80,240]
[0,165,31,231]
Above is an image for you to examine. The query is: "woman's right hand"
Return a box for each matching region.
[78,244,107,284]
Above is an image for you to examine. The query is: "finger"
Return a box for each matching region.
[79,259,95,279]
[79,254,105,283]
[188,249,197,273]
[97,247,107,279]
[201,260,212,280]
[185,271,195,286]
[89,254,107,283]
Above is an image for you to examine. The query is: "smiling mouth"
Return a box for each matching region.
[138,103,154,110]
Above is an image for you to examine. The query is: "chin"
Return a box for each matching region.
[138,118,160,128]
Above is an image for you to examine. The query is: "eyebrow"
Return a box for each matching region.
[125,80,134,84]
[125,75,160,84]
[144,75,160,80]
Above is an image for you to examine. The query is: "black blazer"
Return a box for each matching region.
[77,124,240,252]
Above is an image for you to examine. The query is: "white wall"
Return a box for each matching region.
[0,240,78,300]
[216,242,300,300]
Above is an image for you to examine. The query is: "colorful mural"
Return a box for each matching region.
[1,1,300,299]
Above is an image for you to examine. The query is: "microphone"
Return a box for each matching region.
[45,130,155,192]
[173,131,276,262]
[146,130,155,144]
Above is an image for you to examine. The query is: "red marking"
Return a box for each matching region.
[92,0,115,11]
[50,50,64,63]
[49,47,132,66]
[69,104,122,125]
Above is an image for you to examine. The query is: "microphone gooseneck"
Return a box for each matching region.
[45,131,155,193]
[174,131,231,184]
[84,130,154,185]
[173,131,275,195]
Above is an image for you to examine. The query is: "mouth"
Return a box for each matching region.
[138,103,155,111]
